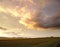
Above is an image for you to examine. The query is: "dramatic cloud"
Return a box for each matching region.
[19,0,60,29]
[0,0,60,38]
[0,0,60,30]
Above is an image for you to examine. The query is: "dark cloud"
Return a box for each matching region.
[0,27,7,30]
[19,0,60,29]
[34,0,60,28]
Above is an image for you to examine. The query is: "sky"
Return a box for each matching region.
[0,0,60,38]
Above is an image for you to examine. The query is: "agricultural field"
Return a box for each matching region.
[0,37,60,47]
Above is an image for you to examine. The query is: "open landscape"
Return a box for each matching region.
[0,0,60,47]
[0,37,60,47]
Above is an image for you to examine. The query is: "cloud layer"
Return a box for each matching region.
[19,0,60,29]
[0,0,60,30]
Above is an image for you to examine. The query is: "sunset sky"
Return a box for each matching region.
[0,0,60,38]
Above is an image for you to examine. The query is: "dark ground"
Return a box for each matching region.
[0,37,60,47]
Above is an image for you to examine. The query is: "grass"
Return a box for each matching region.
[0,37,60,47]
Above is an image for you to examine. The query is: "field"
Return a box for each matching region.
[0,37,60,47]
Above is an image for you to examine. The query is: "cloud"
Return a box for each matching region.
[0,27,7,30]
[19,0,60,29]
[0,29,22,37]
[0,0,60,30]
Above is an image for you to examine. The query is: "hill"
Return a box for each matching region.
[0,37,60,47]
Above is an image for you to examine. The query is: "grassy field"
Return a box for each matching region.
[0,37,60,47]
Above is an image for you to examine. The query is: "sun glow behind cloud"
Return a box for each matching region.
[0,0,49,30]
[0,0,41,30]
[0,0,60,38]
